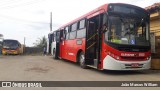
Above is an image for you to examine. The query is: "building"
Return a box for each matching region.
[0,34,3,55]
[146,3,160,56]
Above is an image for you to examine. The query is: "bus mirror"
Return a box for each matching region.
[102,24,108,33]
[102,29,108,33]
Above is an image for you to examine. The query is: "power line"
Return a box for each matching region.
[0,0,46,10]
[0,14,48,24]
[0,0,44,7]
[0,0,21,6]
[0,13,61,28]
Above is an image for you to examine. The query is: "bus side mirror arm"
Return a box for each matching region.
[102,25,108,33]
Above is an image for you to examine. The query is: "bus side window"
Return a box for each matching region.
[71,23,77,31]
[77,19,86,38]
[65,27,69,40]
[56,31,60,42]
[52,33,54,42]
[79,19,85,29]
[54,32,56,42]
[69,23,77,39]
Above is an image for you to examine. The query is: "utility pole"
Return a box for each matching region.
[24,37,26,46]
[50,12,52,31]
[23,37,26,54]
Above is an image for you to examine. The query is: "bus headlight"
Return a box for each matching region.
[146,56,151,60]
[108,52,120,60]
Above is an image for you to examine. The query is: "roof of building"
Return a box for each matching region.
[145,2,160,13]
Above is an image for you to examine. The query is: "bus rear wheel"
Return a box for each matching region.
[79,52,87,69]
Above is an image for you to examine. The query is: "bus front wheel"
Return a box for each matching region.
[79,52,87,69]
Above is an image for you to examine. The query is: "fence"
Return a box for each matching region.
[24,47,43,55]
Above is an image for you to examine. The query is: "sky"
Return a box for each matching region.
[0,0,159,46]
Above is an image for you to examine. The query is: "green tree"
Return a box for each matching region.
[33,36,47,48]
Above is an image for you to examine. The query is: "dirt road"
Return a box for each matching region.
[0,56,159,90]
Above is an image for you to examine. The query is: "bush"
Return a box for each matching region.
[152,53,160,59]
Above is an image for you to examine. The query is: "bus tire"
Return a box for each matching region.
[53,48,58,59]
[79,52,87,69]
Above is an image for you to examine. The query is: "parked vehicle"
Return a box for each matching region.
[48,3,151,70]
[2,39,23,55]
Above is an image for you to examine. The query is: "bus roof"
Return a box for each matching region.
[3,39,20,43]
[58,3,148,30]
[59,3,108,29]
[4,39,18,41]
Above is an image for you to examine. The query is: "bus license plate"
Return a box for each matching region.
[131,63,139,68]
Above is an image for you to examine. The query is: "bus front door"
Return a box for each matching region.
[54,30,64,59]
[59,29,64,58]
[85,14,102,68]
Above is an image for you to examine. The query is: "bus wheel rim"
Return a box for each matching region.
[80,54,85,65]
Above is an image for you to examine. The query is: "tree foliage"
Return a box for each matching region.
[33,36,47,48]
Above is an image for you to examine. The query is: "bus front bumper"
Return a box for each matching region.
[2,50,18,55]
[102,55,151,70]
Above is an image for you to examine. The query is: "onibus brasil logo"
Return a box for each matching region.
[1,82,42,87]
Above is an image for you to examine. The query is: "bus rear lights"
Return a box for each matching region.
[108,52,120,60]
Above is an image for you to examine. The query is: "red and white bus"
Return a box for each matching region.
[49,3,151,70]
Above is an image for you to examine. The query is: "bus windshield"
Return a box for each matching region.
[105,15,150,46]
[3,40,19,49]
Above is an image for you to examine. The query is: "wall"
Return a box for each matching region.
[150,11,160,56]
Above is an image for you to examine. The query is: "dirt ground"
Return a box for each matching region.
[0,55,160,90]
